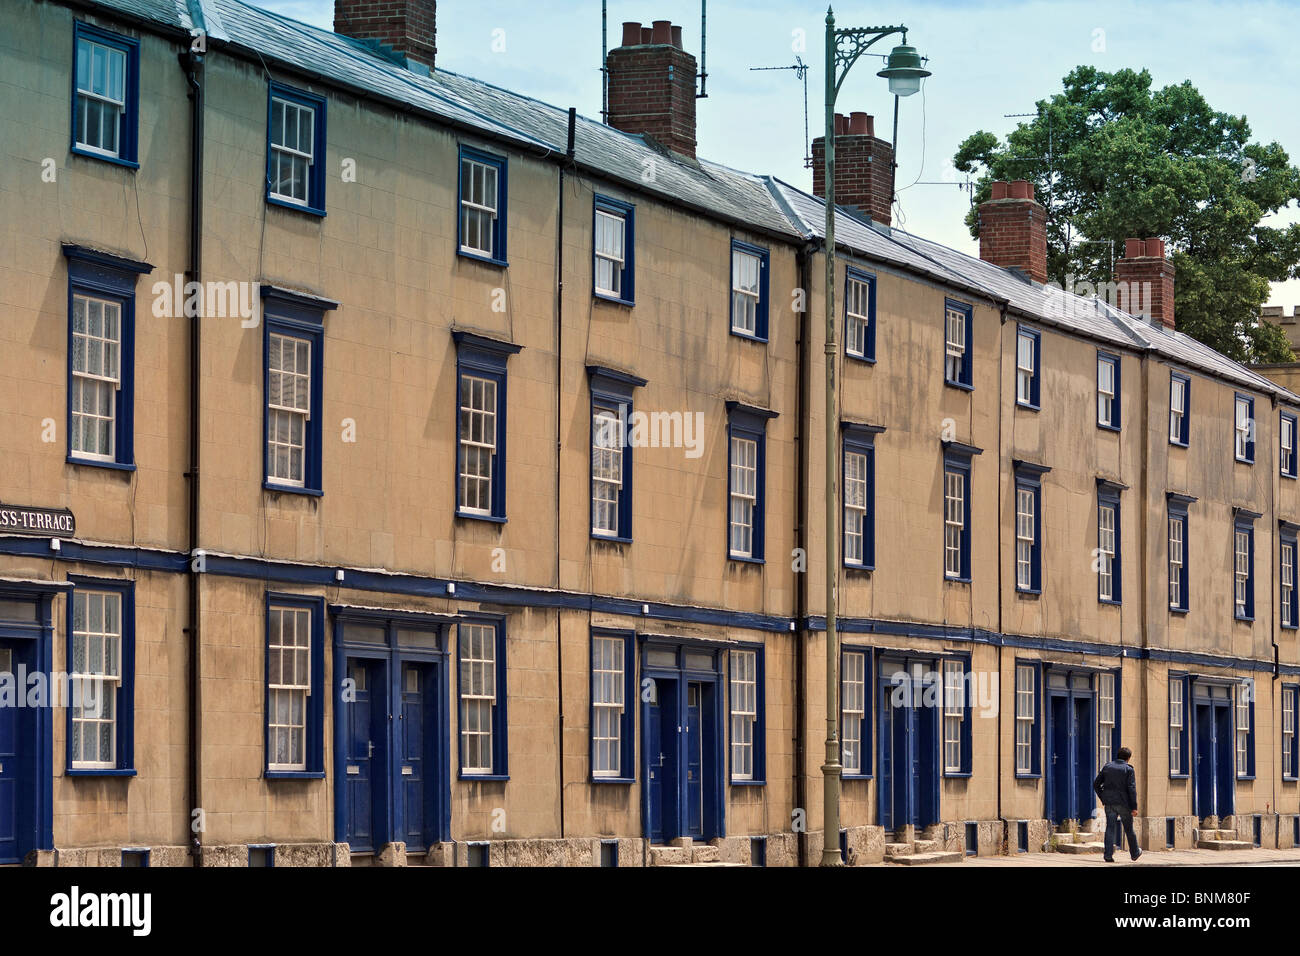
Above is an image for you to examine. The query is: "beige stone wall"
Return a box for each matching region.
[0,3,190,550]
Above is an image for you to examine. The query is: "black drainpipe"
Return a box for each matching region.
[179,46,204,867]
[995,302,1007,840]
[793,240,817,866]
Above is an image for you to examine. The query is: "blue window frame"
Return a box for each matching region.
[1013,461,1050,594]
[1169,673,1189,778]
[590,628,635,783]
[264,593,325,779]
[1097,351,1120,430]
[726,402,778,562]
[62,245,150,471]
[1284,524,1300,630]
[64,576,135,776]
[839,646,871,779]
[593,196,634,305]
[71,21,140,168]
[1015,325,1041,409]
[1237,678,1256,780]
[729,239,770,341]
[942,442,981,582]
[1235,393,1256,463]
[588,366,646,542]
[842,423,884,570]
[1168,493,1193,612]
[1014,660,1041,778]
[1282,411,1298,478]
[729,644,766,785]
[1097,479,1124,605]
[266,83,327,216]
[844,267,876,362]
[1169,372,1190,447]
[454,332,522,522]
[942,655,973,777]
[1234,509,1259,622]
[944,299,973,389]
[1097,668,1122,765]
[262,287,334,496]
[1284,684,1299,782]
[458,145,508,266]
[457,615,508,779]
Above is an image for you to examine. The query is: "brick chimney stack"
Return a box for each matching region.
[1114,237,1176,330]
[605,21,698,159]
[335,0,436,70]
[977,180,1048,284]
[811,111,894,226]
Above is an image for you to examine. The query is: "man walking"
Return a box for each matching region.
[1093,746,1142,862]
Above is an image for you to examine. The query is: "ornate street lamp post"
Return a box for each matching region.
[821,7,929,867]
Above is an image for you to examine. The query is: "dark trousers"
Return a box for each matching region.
[1104,805,1140,860]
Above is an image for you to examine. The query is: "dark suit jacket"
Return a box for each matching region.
[1093,759,1138,811]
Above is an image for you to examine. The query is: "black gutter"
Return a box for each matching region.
[179,44,204,867]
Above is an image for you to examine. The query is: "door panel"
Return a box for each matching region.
[1049,695,1070,823]
[400,663,427,851]
[344,660,379,852]
[1074,696,1095,822]
[878,681,895,830]
[1195,703,1214,819]
[1214,703,1234,818]
[686,683,703,838]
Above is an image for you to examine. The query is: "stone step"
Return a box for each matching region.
[647,845,691,866]
[1193,829,1237,842]
[1056,841,1105,854]
[884,842,914,857]
[1197,839,1254,851]
[913,839,938,854]
[887,850,963,866]
[691,845,719,864]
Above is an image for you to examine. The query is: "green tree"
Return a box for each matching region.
[953,66,1300,363]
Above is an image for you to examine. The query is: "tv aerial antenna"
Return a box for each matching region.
[749,57,812,168]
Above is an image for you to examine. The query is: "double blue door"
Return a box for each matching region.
[878,662,939,832]
[644,674,718,843]
[1047,687,1095,824]
[341,654,443,854]
[1194,699,1234,821]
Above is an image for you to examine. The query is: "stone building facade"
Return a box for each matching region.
[2,0,1299,866]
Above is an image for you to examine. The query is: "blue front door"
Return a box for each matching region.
[344,658,386,853]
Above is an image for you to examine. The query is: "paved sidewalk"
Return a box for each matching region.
[883,847,1300,867]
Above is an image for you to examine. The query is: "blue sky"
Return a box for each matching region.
[256,0,1300,309]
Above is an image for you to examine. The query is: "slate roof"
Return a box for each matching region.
[83,0,1297,403]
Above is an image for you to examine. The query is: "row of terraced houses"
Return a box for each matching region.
[2,0,1299,867]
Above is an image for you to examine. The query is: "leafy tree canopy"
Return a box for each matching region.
[953,66,1300,363]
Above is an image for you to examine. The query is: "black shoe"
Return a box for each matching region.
[1103,857,1114,862]
[1130,850,1142,862]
